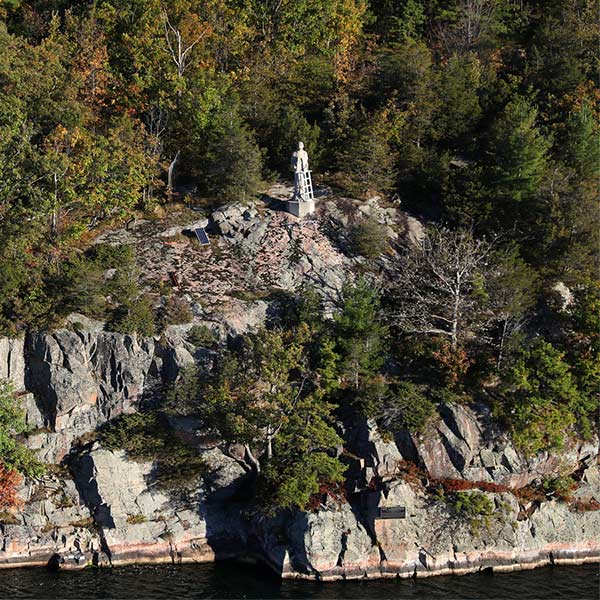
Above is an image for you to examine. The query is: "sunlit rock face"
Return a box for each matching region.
[0,198,597,577]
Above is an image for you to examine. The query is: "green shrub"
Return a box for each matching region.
[89,244,136,270]
[203,105,263,204]
[100,411,206,490]
[165,364,201,416]
[454,490,495,518]
[101,411,165,459]
[452,490,496,534]
[495,338,593,454]
[187,324,218,347]
[0,380,45,478]
[379,381,436,433]
[542,475,577,501]
[126,514,147,524]
[159,295,193,330]
[348,217,390,259]
[109,295,156,336]
[336,113,397,196]
[61,244,141,321]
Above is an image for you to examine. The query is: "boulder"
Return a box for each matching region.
[201,447,250,501]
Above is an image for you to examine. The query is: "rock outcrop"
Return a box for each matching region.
[0,196,597,578]
[391,402,598,489]
[0,337,25,391]
[249,476,600,580]
[70,445,213,566]
[22,327,158,463]
[0,473,98,569]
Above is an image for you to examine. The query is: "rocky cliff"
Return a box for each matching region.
[0,193,598,578]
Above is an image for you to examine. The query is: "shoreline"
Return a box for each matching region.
[1,543,598,581]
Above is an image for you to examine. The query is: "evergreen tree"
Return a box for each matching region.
[204,106,263,203]
[486,96,551,205]
[435,54,482,146]
[337,112,397,196]
[496,339,594,454]
[563,102,599,180]
[201,326,345,510]
[333,277,386,397]
[265,105,321,176]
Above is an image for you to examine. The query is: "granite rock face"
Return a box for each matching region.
[69,445,211,566]
[22,329,159,463]
[0,473,98,569]
[0,321,213,464]
[0,197,597,577]
[0,337,25,391]
[392,402,598,488]
[264,480,600,580]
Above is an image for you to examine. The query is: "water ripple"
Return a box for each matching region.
[0,562,597,599]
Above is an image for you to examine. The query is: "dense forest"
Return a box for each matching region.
[0,1,598,511]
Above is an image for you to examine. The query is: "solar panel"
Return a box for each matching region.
[194,227,210,245]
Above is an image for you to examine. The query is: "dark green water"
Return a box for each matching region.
[0,562,597,599]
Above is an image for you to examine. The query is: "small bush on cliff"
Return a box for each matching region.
[378,381,436,433]
[100,411,206,490]
[542,475,577,501]
[452,490,496,534]
[188,324,218,348]
[158,295,193,330]
[62,244,140,320]
[0,463,22,511]
[108,295,156,336]
[454,490,494,517]
[348,217,390,259]
[203,106,263,204]
[331,278,386,402]
[0,380,44,478]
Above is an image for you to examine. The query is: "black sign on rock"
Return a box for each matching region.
[377,506,406,520]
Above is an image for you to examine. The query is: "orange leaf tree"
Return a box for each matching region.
[0,463,22,511]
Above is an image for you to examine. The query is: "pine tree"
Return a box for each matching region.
[204,107,263,203]
[486,96,551,203]
[201,326,345,510]
[563,101,599,180]
[334,277,386,392]
[338,112,397,196]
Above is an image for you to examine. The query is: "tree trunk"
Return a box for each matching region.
[266,425,273,460]
[244,444,260,474]
[451,293,460,350]
[497,318,509,370]
[51,172,59,238]
[167,150,180,194]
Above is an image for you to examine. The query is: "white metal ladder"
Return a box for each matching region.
[297,170,314,201]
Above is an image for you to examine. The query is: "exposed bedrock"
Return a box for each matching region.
[0,473,98,570]
[248,478,600,580]
[1,441,251,569]
[0,322,215,464]
[345,403,598,489]
[22,327,158,463]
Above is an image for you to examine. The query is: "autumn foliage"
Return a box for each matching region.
[0,463,22,511]
[434,478,511,494]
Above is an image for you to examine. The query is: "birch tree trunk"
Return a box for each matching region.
[167,150,180,194]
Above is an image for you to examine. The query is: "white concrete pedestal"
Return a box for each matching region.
[286,199,315,218]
